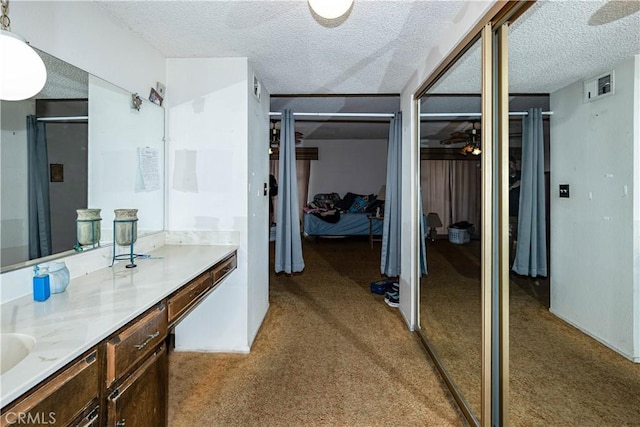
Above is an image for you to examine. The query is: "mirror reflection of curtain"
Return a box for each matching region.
[419,184,427,275]
[450,160,481,235]
[274,110,305,274]
[27,115,52,259]
[513,107,547,277]
[421,160,480,235]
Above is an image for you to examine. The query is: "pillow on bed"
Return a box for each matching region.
[335,193,354,210]
[349,196,369,212]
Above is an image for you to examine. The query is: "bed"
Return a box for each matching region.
[303,212,383,237]
[301,191,385,238]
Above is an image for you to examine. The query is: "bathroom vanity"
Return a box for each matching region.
[0,244,237,426]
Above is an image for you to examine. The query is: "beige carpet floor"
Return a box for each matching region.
[168,237,467,426]
[420,239,640,426]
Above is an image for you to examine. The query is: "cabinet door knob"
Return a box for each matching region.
[116,420,126,427]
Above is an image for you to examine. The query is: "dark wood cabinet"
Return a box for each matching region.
[107,343,167,427]
[0,350,99,427]
[167,272,212,326]
[106,304,168,388]
[1,250,236,427]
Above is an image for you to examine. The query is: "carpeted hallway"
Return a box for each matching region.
[168,238,466,426]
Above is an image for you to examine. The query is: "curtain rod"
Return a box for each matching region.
[269,112,395,118]
[37,116,88,122]
[420,111,553,118]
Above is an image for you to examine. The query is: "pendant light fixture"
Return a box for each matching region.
[308,0,354,20]
[0,0,47,101]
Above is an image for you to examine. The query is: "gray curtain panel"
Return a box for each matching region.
[419,184,428,275]
[27,115,52,259]
[381,112,402,277]
[513,108,548,277]
[275,110,305,274]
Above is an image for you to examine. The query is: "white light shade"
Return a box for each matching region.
[308,0,354,19]
[0,30,47,101]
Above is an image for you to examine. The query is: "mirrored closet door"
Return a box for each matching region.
[417,35,484,423]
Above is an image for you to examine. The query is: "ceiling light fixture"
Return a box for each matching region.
[0,0,47,101]
[308,0,354,20]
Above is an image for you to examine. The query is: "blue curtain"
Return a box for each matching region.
[27,115,52,259]
[513,108,547,277]
[381,112,402,277]
[419,185,428,275]
[275,110,305,273]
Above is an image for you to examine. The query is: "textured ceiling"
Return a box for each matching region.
[96,0,472,95]
[35,49,88,100]
[433,0,640,94]
[37,0,639,140]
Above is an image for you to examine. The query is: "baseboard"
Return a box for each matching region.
[549,308,638,363]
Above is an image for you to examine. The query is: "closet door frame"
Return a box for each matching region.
[413,2,534,426]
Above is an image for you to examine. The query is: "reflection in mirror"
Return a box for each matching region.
[418,36,482,422]
[1,50,88,269]
[507,1,640,424]
[0,50,165,272]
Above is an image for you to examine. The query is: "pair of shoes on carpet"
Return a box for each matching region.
[384,288,399,308]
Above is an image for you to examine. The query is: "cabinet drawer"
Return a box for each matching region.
[107,343,167,427]
[212,253,237,284]
[167,272,212,325]
[106,304,167,388]
[70,405,99,427]
[0,350,99,427]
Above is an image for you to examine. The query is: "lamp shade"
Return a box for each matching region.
[377,185,386,201]
[427,212,443,228]
[0,30,47,101]
[308,0,354,19]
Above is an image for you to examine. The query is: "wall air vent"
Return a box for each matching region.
[583,71,614,103]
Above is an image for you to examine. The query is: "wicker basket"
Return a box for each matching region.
[448,227,470,244]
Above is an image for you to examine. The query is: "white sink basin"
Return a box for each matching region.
[1,333,36,375]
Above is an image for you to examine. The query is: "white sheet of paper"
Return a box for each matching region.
[137,147,160,192]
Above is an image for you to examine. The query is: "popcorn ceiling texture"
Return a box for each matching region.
[96,1,638,96]
[432,0,640,94]
[36,49,88,99]
[96,0,467,94]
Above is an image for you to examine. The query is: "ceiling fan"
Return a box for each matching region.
[439,122,482,155]
[270,120,304,146]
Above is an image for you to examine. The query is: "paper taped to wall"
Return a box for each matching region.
[136,147,160,192]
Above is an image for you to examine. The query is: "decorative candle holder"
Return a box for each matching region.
[76,208,102,249]
[111,209,138,268]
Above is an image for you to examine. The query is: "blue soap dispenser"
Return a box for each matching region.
[33,265,51,302]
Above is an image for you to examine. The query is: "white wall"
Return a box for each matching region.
[167,58,269,353]
[10,1,165,98]
[247,67,270,345]
[550,56,639,360]
[305,139,387,201]
[399,1,495,329]
[0,100,34,266]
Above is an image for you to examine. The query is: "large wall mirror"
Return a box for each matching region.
[418,36,483,423]
[0,49,165,271]
[506,1,640,425]
[416,1,639,425]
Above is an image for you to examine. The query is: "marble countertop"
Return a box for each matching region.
[0,244,238,407]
